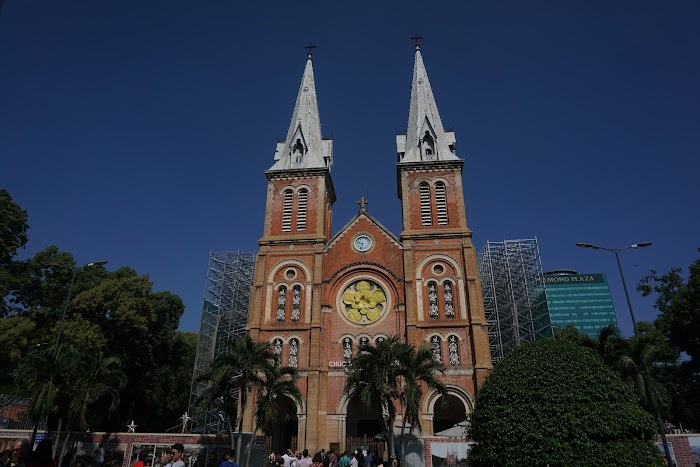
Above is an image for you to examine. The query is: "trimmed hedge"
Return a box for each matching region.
[468,339,663,467]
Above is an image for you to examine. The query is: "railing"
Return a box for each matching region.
[345,437,385,460]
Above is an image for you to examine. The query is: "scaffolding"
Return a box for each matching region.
[188,250,256,434]
[478,239,551,363]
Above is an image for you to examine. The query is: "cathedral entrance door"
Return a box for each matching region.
[269,396,299,454]
[433,395,468,434]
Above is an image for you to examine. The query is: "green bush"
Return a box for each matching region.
[468,339,663,467]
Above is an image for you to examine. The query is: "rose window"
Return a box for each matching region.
[341,280,387,324]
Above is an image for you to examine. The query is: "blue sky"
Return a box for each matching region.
[1,1,697,335]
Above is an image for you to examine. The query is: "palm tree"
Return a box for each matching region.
[196,334,277,456]
[244,364,303,467]
[343,336,413,461]
[617,335,671,412]
[398,344,448,466]
[57,353,126,467]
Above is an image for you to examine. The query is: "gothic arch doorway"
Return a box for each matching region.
[433,395,468,434]
[346,398,383,438]
[269,396,299,453]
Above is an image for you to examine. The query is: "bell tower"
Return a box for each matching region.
[246,48,334,449]
[397,42,492,388]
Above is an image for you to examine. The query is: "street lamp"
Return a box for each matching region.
[50,261,108,356]
[575,242,674,466]
[575,242,651,335]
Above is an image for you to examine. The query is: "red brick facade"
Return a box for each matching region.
[245,146,492,453]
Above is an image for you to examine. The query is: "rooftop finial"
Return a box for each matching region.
[410,33,423,50]
[358,197,368,211]
[305,42,316,59]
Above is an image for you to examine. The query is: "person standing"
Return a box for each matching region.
[92,444,105,467]
[169,444,185,467]
[338,452,350,467]
[218,449,238,467]
[281,450,295,467]
[297,450,311,467]
[11,439,31,467]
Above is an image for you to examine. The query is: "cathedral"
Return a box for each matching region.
[244,43,492,453]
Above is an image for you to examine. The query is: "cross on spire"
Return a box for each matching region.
[411,33,423,48]
[358,197,368,210]
[305,43,316,58]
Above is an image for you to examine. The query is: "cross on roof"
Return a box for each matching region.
[411,33,423,48]
[305,43,316,58]
[358,197,368,210]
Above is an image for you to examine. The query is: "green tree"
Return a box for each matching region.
[398,343,448,466]
[245,364,303,467]
[0,189,29,318]
[196,334,277,456]
[344,336,413,461]
[468,339,663,467]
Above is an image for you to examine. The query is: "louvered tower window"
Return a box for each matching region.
[435,181,448,225]
[420,182,432,225]
[282,189,293,232]
[297,188,308,231]
[430,335,442,363]
[273,338,283,360]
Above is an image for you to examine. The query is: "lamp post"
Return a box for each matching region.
[50,261,108,356]
[575,242,674,466]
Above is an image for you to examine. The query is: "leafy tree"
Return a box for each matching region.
[0,189,29,266]
[639,251,700,367]
[468,339,663,467]
[344,336,413,461]
[0,189,29,318]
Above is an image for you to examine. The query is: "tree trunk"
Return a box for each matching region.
[57,420,73,467]
[236,391,247,459]
[244,424,258,467]
[386,415,396,462]
[53,418,63,459]
[399,417,408,467]
[227,414,235,450]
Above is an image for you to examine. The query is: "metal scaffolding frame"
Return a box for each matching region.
[188,250,256,434]
[478,238,551,363]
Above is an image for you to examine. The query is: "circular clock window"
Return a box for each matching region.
[354,234,372,252]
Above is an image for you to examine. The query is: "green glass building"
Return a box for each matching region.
[543,270,618,337]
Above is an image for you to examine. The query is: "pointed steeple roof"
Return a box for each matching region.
[270,49,332,171]
[399,44,458,163]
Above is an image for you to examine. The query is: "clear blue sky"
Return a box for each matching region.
[2,1,698,335]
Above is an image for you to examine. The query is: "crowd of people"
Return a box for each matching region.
[1,438,59,467]
[268,448,393,467]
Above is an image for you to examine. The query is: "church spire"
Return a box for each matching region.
[398,41,458,163]
[270,45,333,171]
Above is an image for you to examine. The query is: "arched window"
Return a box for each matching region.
[359,336,369,347]
[289,338,299,368]
[443,281,455,318]
[282,189,293,232]
[296,188,308,231]
[273,338,283,360]
[276,286,287,321]
[420,182,432,226]
[291,285,301,321]
[435,181,448,225]
[375,336,386,345]
[292,138,304,164]
[342,337,353,361]
[448,335,460,365]
[430,335,442,362]
[428,281,439,319]
[422,131,436,160]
